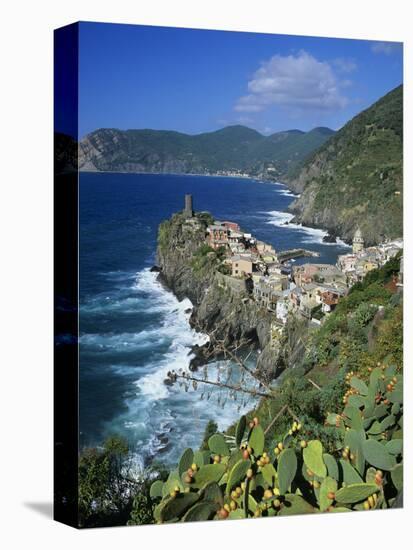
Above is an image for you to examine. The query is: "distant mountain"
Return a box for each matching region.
[287,85,403,245]
[78,124,335,178]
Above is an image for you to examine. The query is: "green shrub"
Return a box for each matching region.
[78,436,133,527]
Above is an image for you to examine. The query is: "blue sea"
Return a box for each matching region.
[79,172,350,467]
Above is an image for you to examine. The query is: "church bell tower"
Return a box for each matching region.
[352,227,364,254]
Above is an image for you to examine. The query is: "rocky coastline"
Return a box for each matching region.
[155,211,307,384]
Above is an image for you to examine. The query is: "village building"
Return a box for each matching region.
[256,240,278,259]
[207,224,230,250]
[287,280,347,320]
[317,285,347,313]
[286,284,319,320]
[253,275,289,311]
[221,221,241,232]
[276,291,291,324]
[243,233,256,247]
[356,257,380,276]
[378,239,403,262]
[337,239,403,283]
[228,230,244,243]
[337,253,357,273]
[231,254,261,278]
[271,273,290,291]
[289,286,303,311]
[229,241,246,255]
[299,295,320,319]
[266,261,283,275]
[293,263,346,287]
[206,220,243,250]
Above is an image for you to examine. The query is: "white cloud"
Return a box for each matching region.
[234,51,349,114]
[333,57,357,73]
[371,42,402,55]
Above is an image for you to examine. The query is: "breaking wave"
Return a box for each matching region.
[265,210,350,248]
[80,268,258,466]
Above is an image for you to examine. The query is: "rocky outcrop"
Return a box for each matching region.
[156,211,302,382]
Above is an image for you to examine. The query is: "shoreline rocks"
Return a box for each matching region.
[322,233,337,243]
[155,212,305,383]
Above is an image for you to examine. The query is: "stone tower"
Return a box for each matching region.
[352,227,364,254]
[184,194,194,218]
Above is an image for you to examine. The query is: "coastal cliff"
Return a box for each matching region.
[285,85,403,245]
[156,211,305,382]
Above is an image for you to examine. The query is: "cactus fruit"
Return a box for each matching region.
[218,507,229,519]
[184,473,193,484]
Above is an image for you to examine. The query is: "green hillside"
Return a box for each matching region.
[287,85,403,245]
[78,124,334,178]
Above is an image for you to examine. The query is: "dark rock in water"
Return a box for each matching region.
[184,308,192,314]
[157,442,172,454]
[189,343,214,371]
[189,356,204,371]
[157,434,169,446]
[322,234,337,243]
[150,265,161,272]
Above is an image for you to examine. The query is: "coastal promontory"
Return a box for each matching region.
[156,206,307,382]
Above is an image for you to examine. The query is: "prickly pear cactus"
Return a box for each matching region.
[150,364,403,523]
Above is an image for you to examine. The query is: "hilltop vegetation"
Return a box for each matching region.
[78,125,334,178]
[287,85,403,245]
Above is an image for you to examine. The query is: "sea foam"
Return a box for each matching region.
[134,270,208,400]
[265,210,350,248]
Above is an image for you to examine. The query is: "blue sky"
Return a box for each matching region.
[77,22,402,138]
